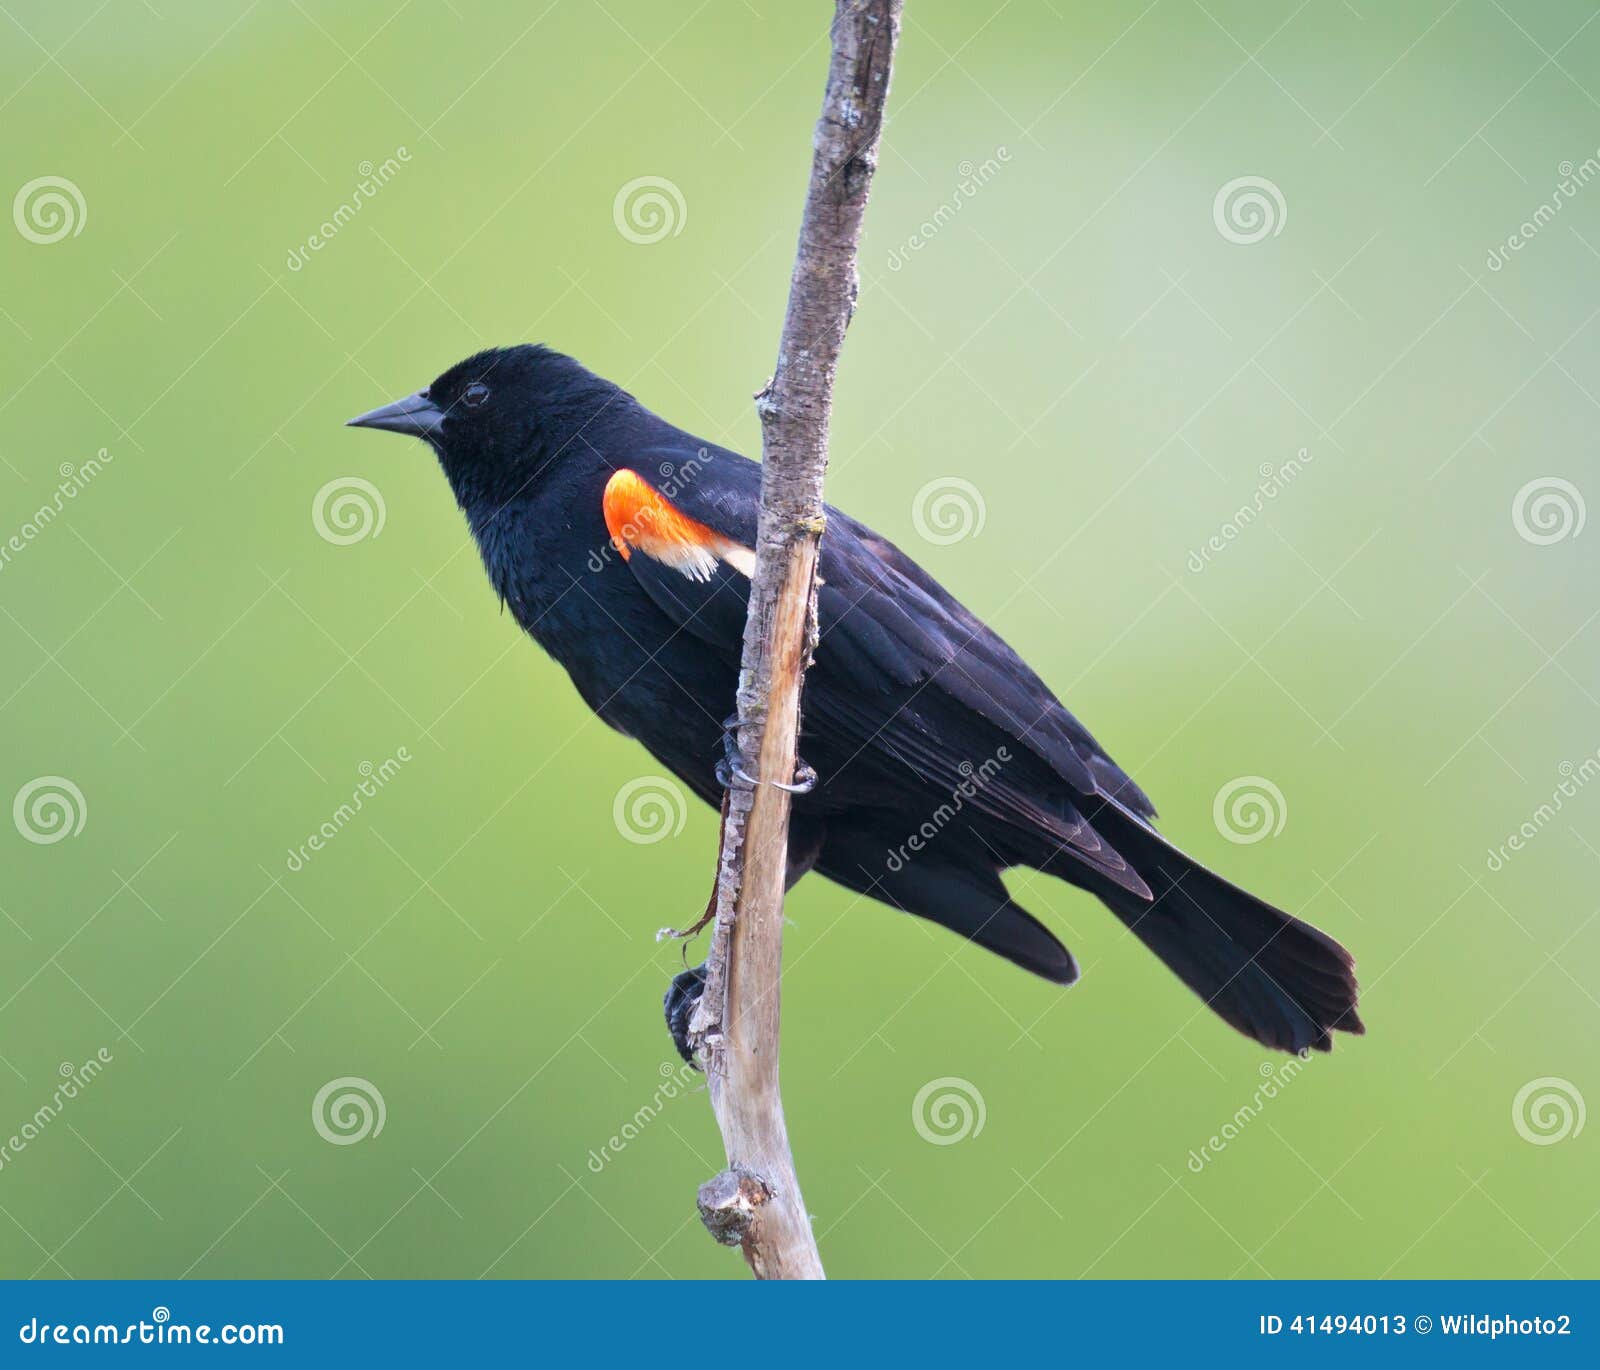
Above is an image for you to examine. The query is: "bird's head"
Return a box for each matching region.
[347,343,628,507]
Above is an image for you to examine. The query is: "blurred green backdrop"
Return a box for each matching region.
[1,0,1596,1280]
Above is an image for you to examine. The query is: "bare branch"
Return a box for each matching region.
[688,0,903,1280]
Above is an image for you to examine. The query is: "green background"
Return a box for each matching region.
[2,0,1596,1280]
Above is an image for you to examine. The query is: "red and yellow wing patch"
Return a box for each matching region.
[603,469,754,582]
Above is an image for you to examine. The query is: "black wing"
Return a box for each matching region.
[613,445,1157,896]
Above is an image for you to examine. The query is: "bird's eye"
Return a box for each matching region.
[462,381,491,409]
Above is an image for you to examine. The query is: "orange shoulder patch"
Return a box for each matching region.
[602,469,753,581]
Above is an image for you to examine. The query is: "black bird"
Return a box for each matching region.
[348,345,1362,1058]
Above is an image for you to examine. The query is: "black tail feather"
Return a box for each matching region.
[1062,804,1363,1054]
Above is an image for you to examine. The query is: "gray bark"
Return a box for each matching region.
[688,0,903,1281]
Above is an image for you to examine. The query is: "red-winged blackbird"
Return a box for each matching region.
[349,345,1362,1057]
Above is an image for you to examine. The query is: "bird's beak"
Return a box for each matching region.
[345,391,444,440]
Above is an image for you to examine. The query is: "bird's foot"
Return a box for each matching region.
[664,962,708,1066]
[714,711,817,794]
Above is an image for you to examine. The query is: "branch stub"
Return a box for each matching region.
[696,1167,775,1247]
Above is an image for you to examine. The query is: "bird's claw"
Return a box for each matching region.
[664,962,707,1067]
[775,759,817,794]
[715,713,817,794]
[713,754,757,790]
